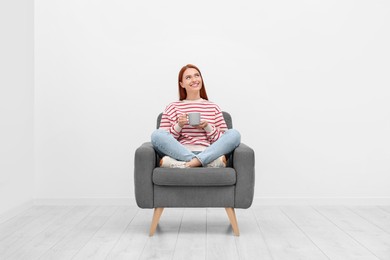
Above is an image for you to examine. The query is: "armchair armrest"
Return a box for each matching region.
[134,142,156,208]
[232,143,255,208]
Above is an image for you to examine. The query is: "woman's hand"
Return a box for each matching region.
[195,121,208,130]
[177,114,188,128]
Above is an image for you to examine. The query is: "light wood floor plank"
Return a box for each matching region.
[379,206,390,214]
[72,206,138,260]
[105,208,151,260]
[253,206,328,260]
[350,206,390,234]
[315,206,390,260]
[206,208,240,260]
[282,206,378,260]
[8,206,96,260]
[139,208,184,260]
[0,204,33,226]
[38,206,117,260]
[1,205,390,260]
[0,206,52,242]
[234,208,273,260]
[172,208,207,260]
[0,206,73,258]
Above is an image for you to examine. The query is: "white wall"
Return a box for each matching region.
[34,0,390,201]
[0,0,34,214]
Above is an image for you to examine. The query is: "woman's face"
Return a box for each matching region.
[180,68,203,94]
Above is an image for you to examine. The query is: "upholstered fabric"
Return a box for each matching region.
[154,185,235,207]
[134,112,255,210]
[153,167,236,186]
[134,142,156,208]
[233,143,255,208]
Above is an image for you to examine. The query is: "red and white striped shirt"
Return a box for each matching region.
[159,99,228,150]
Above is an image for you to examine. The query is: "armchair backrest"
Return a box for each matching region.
[157,111,233,129]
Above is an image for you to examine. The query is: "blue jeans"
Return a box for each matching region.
[151,129,241,166]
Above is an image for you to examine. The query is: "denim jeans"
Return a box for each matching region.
[151,129,241,166]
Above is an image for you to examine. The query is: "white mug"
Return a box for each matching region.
[188,112,201,126]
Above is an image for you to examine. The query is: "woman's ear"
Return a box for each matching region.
[179,82,184,88]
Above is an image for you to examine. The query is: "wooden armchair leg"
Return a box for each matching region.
[225,207,240,236]
[149,208,164,236]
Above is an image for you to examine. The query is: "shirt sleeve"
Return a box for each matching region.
[159,104,181,139]
[205,104,228,144]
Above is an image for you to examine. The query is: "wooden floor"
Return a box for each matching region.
[1,205,390,259]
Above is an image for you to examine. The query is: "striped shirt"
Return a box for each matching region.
[159,99,228,149]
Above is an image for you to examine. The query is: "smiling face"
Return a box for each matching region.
[179,68,203,98]
[178,64,208,101]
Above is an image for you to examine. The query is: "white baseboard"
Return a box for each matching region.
[253,197,390,206]
[33,197,390,206]
[34,198,137,206]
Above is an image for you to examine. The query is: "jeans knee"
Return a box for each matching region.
[226,129,241,146]
[229,129,241,140]
[151,129,168,145]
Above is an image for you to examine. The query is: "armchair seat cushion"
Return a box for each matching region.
[153,167,236,186]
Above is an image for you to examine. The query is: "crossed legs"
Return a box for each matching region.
[151,129,241,166]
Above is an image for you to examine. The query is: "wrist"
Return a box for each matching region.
[174,123,183,132]
[204,124,213,133]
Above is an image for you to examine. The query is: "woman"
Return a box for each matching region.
[151,64,241,168]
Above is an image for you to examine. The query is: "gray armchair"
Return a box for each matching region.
[134,112,255,236]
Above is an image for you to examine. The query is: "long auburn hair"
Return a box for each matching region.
[178,64,209,101]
